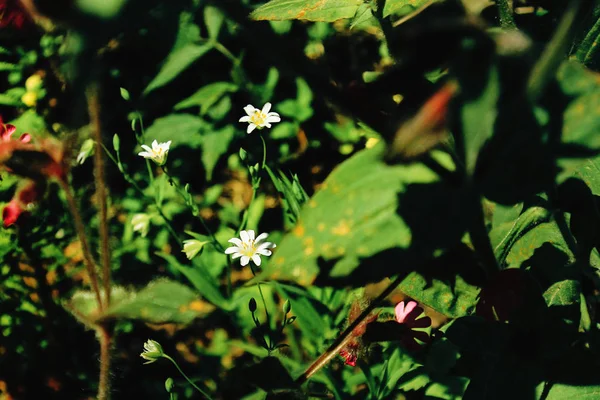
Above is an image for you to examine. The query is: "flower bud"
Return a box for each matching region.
[140,339,164,364]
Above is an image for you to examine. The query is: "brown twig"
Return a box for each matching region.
[295,273,408,385]
[59,179,103,311]
[87,84,112,308]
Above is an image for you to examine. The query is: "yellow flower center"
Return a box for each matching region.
[250,110,267,127]
[240,241,257,257]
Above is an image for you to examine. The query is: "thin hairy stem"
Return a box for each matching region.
[59,180,103,310]
[87,85,112,307]
[496,0,517,29]
[97,326,112,400]
[295,273,408,385]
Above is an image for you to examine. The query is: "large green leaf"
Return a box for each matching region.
[174,82,237,115]
[201,125,235,181]
[158,253,231,310]
[398,271,480,318]
[144,44,212,94]
[538,383,600,399]
[103,280,212,324]
[383,0,433,17]
[250,0,362,22]
[67,280,211,326]
[460,65,500,175]
[572,156,600,195]
[261,145,450,286]
[144,114,207,148]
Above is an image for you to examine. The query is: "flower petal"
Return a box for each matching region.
[252,254,262,266]
[395,302,406,323]
[247,124,257,134]
[255,232,269,242]
[228,238,243,246]
[239,116,251,122]
[140,145,152,152]
[262,102,272,114]
[247,230,255,241]
[256,249,272,256]
[240,230,250,243]
[266,114,281,123]
[224,246,240,254]
[240,256,250,266]
[231,252,242,259]
[151,140,158,148]
[244,105,256,115]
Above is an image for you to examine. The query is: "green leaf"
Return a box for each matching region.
[572,156,600,195]
[261,144,439,286]
[543,279,580,308]
[157,253,231,310]
[383,0,432,17]
[144,114,207,148]
[119,87,130,101]
[75,0,126,18]
[144,44,212,94]
[174,82,237,114]
[537,382,600,399]
[204,6,225,40]
[201,125,235,181]
[250,0,362,22]
[399,271,480,318]
[0,62,17,72]
[460,65,500,175]
[9,110,45,134]
[0,93,22,107]
[103,280,211,324]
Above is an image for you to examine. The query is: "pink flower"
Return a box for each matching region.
[0,0,29,29]
[0,117,30,143]
[395,300,431,350]
[339,342,360,367]
[2,180,41,228]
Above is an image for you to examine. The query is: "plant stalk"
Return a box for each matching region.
[87,84,112,308]
[496,0,517,29]
[97,326,112,400]
[59,180,103,310]
[295,272,408,385]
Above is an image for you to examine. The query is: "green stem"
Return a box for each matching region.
[161,166,224,251]
[101,145,182,245]
[250,264,272,350]
[496,0,517,29]
[527,0,584,103]
[164,355,213,400]
[295,272,409,385]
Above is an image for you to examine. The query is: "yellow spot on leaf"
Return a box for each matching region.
[293,224,305,237]
[317,223,325,231]
[332,220,351,236]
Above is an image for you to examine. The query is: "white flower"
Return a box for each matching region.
[182,239,210,260]
[239,102,281,134]
[225,230,276,266]
[76,138,95,165]
[132,213,151,237]
[140,339,164,364]
[138,140,171,166]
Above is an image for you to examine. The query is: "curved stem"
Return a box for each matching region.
[59,180,103,311]
[164,355,213,400]
[295,272,408,385]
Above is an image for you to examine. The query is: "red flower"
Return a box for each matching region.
[339,341,360,367]
[2,180,41,227]
[395,301,432,351]
[0,0,29,29]
[0,117,31,143]
[0,0,30,29]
